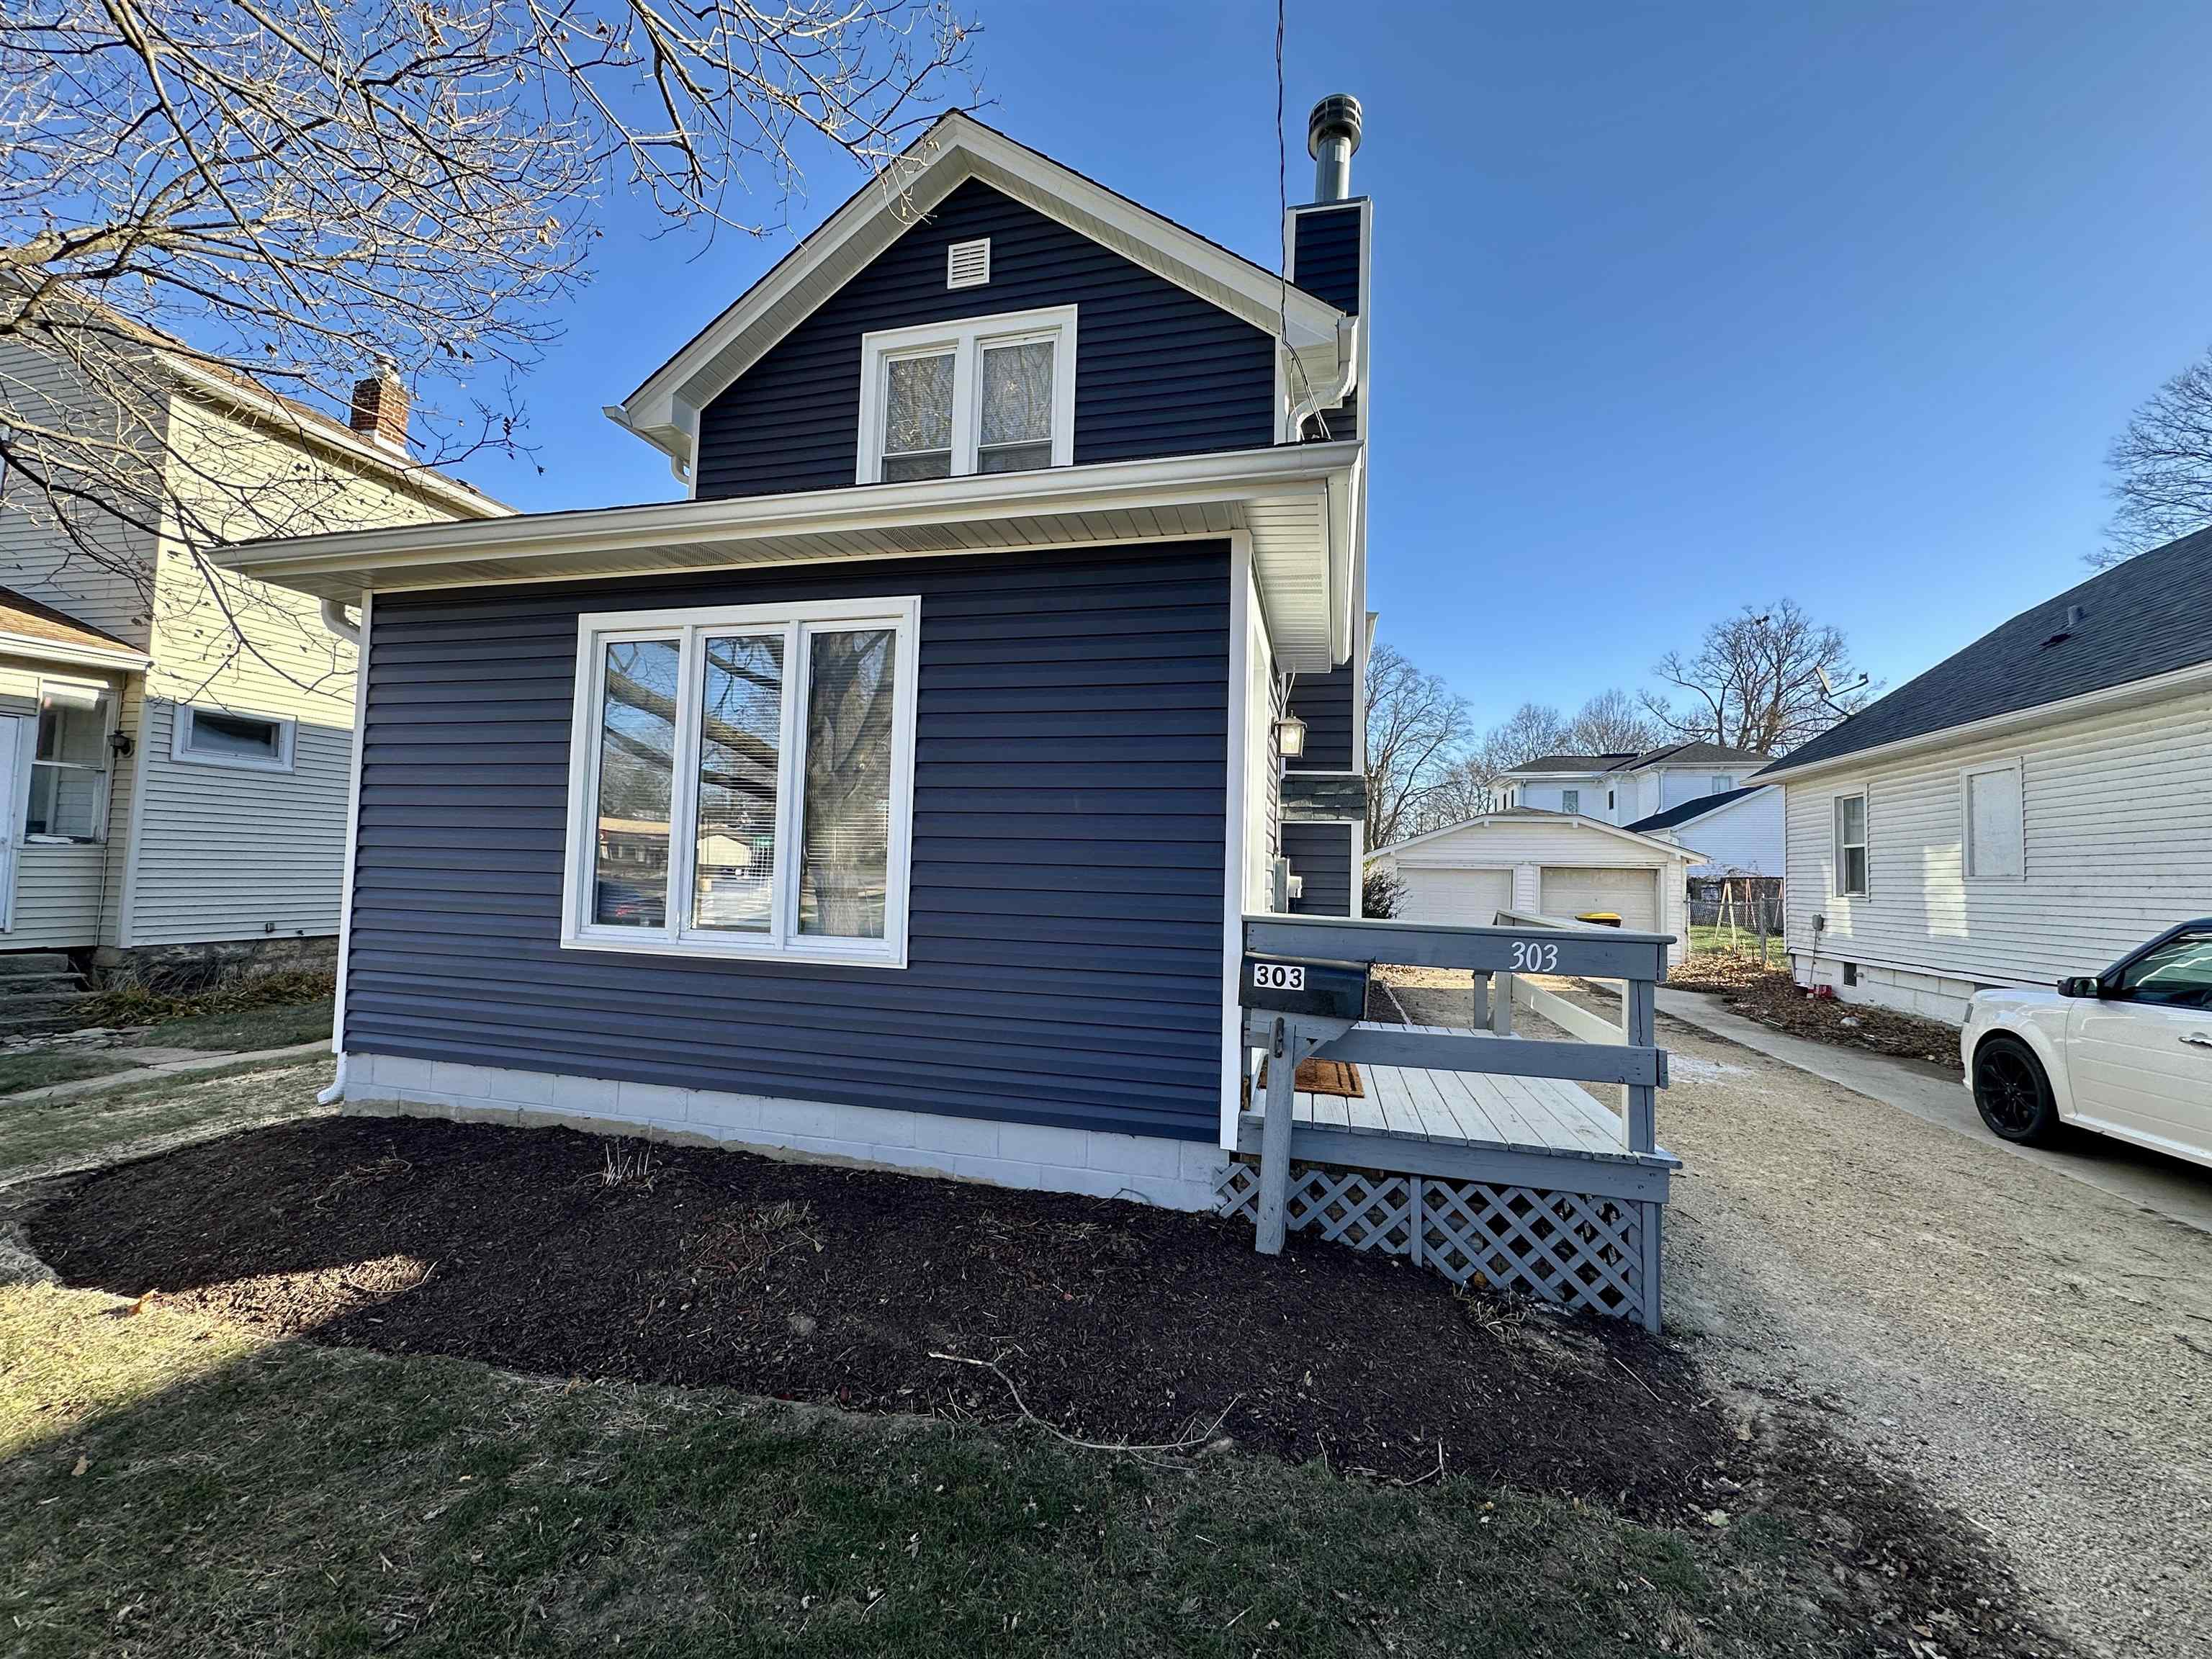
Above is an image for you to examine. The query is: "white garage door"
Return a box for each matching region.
[1539,866,1660,932]
[1395,866,1514,927]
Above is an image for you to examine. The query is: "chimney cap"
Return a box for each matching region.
[1307,94,1363,160]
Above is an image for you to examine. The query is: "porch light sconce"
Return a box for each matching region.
[109,729,134,759]
[1274,714,1307,760]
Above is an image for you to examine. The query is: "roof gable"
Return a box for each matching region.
[616,112,1349,470]
[1763,525,2212,778]
[1373,809,1703,862]
[1624,783,1766,834]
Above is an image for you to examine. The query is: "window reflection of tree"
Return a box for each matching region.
[801,629,895,938]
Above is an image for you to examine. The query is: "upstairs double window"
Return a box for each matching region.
[562,598,920,968]
[856,307,1076,485]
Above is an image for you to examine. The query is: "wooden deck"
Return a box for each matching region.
[1236,1022,1679,1204]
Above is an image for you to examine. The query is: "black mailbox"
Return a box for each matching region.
[1240,953,1369,1022]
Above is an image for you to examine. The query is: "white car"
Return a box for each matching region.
[1961,920,2212,1168]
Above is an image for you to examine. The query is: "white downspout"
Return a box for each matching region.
[1287,318,1360,436]
[319,597,360,645]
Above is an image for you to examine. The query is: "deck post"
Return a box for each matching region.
[1640,1200,1663,1332]
[1492,972,1516,1035]
[1254,1014,1295,1255]
[1469,971,1489,1029]
[1624,979,1656,1155]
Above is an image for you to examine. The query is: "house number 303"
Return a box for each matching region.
[1252,963,1306,992]
[1509,941,1560,972]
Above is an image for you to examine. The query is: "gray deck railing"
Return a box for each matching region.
[1236,912,1676,1330]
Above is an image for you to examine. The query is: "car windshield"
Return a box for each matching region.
[2115,930,2212,1009]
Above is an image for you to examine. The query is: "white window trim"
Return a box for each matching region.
[853,305,1078,485]
[559,595,921,969]
[1960,757,2026,884]
[1833,788,1869,897]
[1561,788,1581,814]
[171,702,297,773]
[25,676,115,845]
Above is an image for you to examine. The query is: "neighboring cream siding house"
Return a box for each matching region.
[1368,811,1701,964]
[1,327,504,974]
[1761,528,2212,1023]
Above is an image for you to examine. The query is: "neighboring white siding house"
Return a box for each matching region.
[1627,785,1785,880]
[1370,811,1701,964]
[1761,528,2212,1024]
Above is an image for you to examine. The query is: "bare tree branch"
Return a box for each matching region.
[0,0,978,673]
[1361,642,1470,849]
[2098,344,2212,567]
[1640,600,1875,755]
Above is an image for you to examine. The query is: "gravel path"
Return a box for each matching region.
[1395,983,2212,1659]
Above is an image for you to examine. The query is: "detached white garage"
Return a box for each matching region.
[1369,810,1704,964]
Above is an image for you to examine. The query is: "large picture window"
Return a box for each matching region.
[563,597,920,967]
[855,307,1077,485]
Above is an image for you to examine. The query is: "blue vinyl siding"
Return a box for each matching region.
[695,181,1276,499]
[1282,822,1354,917]
[1286,660,1355,772]
[1291,202,1362,444]
[1292,203,1363,314]
[346,542,1231,1141]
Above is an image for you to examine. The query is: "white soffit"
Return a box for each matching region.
[618,114,1349,466]
[213,444,1358,673]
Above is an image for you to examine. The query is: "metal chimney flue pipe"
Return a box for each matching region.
[1307,94,1363,202]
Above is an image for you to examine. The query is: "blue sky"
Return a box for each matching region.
[467,1,2212,729]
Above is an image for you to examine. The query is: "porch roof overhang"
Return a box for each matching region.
[215,441,1364,671]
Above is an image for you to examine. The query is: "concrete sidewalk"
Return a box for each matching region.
[4,1042,328,1108]
[1657,986,2212,1236]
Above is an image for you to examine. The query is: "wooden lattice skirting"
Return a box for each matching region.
[1216,1158,1663,1328]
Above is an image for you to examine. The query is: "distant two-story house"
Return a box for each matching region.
[0,316,503,987]
[213,107,1375,1210]
[1756,529,2212,1023]
[1496,742,1771,826]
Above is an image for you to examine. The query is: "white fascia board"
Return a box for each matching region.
[215,440,1361,593]
[0,631,152,673]
[1755,657,2212,784]
[619,112,1347,467]
[1374,812,1703,863]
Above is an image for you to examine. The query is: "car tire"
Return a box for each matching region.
[1972,1035,2062,1146]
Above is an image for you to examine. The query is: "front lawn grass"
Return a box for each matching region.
[0,1058,329,1182]
[135,996,333,1053]
[0,1051,140,1098]
[1,1280,1843,1659]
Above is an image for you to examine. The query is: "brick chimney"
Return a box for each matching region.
[349,360,410,454]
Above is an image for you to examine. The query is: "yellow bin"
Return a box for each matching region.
[1575,911,1623,928]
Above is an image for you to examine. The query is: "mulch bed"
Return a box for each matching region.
[1666,953,1961,1066]
[32,1114,1730,1511]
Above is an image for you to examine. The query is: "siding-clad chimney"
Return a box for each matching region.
[349,360,410,454]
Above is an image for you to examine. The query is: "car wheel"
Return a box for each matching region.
[1972,1035,2061,1146]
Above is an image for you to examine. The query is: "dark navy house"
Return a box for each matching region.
[223,106,1375,1208]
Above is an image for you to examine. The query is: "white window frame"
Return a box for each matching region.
[1833,790,1869,897]
[560,595,921,968]
[1711,775,1735,793]
[24,676,115,845]
[171,703,297,773]
[853,305,1078,485]
[1960,757,2026,883]
[1561,788,1580,814]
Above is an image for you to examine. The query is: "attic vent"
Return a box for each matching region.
[947,238,990,289]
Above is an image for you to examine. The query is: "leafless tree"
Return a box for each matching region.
[0,0,976,675]
[2098,344,2212,567]
[1641,600,1874,755]
[1362,642,1470,849]
[1563,687,1660,755]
